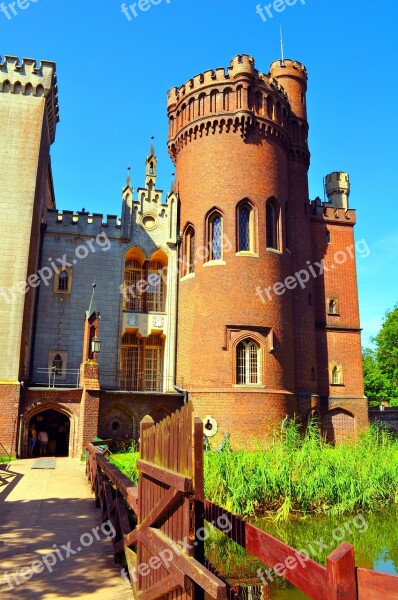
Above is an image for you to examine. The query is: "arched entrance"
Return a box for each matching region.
[29,410,71,457]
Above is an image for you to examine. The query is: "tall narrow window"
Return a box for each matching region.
[223,88,231,111]
[147,261,166,312]
[236,339,260,385]
[144,335,162,392]
[208,212,222,261]
[124,259,143,311]
[237,203,253,252]
[331,365,343,385]
[58,270,69,292]
[326,230,331,244]
[184,225,195,275]
[266,200,279,250]
[52,354,63,376]
[285,203,289,249]
[328,298,339,315]
[120,334,141,391]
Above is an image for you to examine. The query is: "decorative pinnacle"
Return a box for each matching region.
[149,136,155,157]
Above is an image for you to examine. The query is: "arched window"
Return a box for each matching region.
[266,200,280,251]
[236,86,243,110]
[210,90,219,113]
[236,339,260,385]
[52,354,63,376]
[188,98,195,120]
[266,96,273,119]
[328,298,339,315]
[254,91,262,114]
[237,203,253,252]
[183,225,195,275]
[58,270,69,292]
[147,261,166,312]
[332,365,343,385]
[208,212,223,261]
[124,259,144,311]
[198,93,206,117]
[223,88,231,111]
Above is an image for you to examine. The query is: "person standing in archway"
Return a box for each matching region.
[38,429,48,457]
[28,426,37,457]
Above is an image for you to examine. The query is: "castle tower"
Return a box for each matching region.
[311,174,368,441]
[0,56,59,454]
[168,54,318,445]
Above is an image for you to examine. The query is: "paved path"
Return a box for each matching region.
[0,458,132,599]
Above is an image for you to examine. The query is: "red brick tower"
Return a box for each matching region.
[167,55,366,446]
[311,174,368,441]
[168,55,309,445]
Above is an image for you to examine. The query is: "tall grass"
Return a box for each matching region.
[204,421,398,520]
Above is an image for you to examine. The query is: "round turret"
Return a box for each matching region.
[269,59,308,121]
[325,172,350,209]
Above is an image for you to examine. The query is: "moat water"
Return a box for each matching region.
[205,508,398,599]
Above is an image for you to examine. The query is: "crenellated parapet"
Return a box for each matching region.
[0,55,59,143]
[46,210,122,237]
[310,197,356,225]
[167,54,309,164]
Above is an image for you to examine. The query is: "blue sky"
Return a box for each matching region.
[1,0,397,345]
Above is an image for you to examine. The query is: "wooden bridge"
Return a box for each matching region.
[86,402,398,600]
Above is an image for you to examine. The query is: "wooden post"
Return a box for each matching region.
[327,542,357,600]
[194,417,205,600]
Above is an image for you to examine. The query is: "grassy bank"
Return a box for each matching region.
[111,422,398,520]
[204,422,398,520]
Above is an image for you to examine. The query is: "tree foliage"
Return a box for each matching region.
[363,305,398,406]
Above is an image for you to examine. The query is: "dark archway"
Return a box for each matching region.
[29,410,70,457]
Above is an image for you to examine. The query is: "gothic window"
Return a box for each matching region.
[58,271,69,292]
[52,354,63,376]
[266,199,280,251]
[207,211,223,261]
[237,202,254,252]
[328,297,339,315]
[124,259,144,311]
[236,339,260,385]
[147,261,166,312]
[330,363,343,385]
[183,225,195,275]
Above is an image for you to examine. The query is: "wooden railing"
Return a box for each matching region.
[86,402,398,600]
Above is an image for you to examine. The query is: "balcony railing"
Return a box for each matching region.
[35,368,81,389]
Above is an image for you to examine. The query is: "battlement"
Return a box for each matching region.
[167,55,311,163]
[0,55,59,143]
[310,198,356,225]
[269,59,307,81]
[167,54,286,108]
[46,210,122,236]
